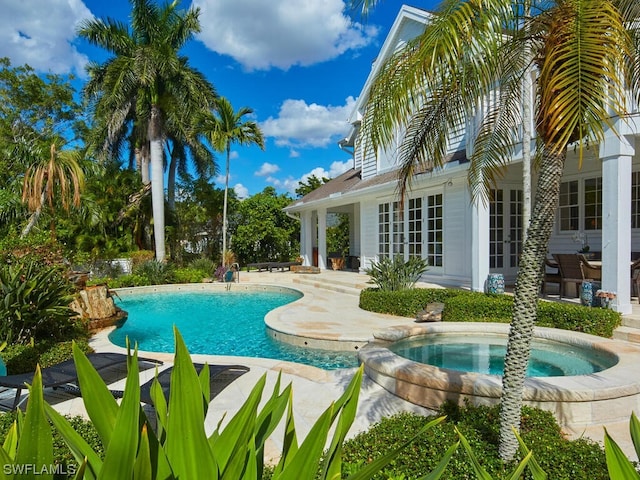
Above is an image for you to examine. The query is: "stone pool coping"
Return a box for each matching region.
[359,322,640,429]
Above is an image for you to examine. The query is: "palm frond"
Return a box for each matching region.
[536,0,630,157]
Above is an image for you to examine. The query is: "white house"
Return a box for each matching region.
[283,5,640,314]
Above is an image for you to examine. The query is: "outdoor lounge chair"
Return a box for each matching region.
[552,253,592,299]
[268,261,301,272]
[0,352,162,410]
[137,363,249,405]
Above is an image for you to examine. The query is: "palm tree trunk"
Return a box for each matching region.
[222,144,230,267]
[20,190,46,238]
[140,144,150,185]
[149,104,166,262]
[498,144,566,460]
[167,146,178,212]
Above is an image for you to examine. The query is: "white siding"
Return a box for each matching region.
[359,199,380,271]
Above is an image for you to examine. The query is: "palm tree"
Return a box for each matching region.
[78,0,216,262]
[21,140,85,238]
[200,97,265,266]
[352,0,639,460]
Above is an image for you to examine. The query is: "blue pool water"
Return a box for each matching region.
[109,290,358,370]
[390,334,617,377]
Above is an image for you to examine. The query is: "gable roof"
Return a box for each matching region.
[350,5,432,124]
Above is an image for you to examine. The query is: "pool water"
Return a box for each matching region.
[390,334,617,377]
[109,290,358,370]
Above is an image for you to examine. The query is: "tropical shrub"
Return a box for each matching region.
[342,403,607,479]
[129,250,154,268]
[0,259,78,344]
[2,330,553,479]
[189,258,217,277]
[31,331,449,479]
[0,412,102,473]
[132,260,175,285]
[365,256,429,291]
[604,412,640,479]
[172,267,207,283]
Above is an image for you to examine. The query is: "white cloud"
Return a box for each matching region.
[0,0,92,75]
[255,162,280,177]
[261,97,356,149]
[193,0,378,71]
[234,183,249,199]
[267,159,351,194]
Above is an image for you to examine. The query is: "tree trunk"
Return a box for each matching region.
[140,144,150,185]
[498,144,566,460]
[20,190,46,238]
[167,146,178,212]
[222,144,230,267]
[148,105,166,262]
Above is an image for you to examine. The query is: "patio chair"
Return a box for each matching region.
[578,254,602,281]
[552,253,592,299]
[0,352,162,410]
[137,363,249,405]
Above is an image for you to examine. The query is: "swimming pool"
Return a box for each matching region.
[109,287,358,370]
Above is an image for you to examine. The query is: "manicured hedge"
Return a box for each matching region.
[359,288,621,338]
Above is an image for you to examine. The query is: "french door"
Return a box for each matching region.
[490,188,523,277]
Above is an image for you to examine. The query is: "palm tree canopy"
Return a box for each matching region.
[22,141,85,213]
[202,97,265,154]
[359,0,635,203]
[78,0,217,161]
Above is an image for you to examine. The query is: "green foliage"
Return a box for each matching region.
[132,260,175,285]
[172,267,207,284]
[1,343,39,375]
[536,301,620,337]
[129,251,155,269]
[359,288,461,317]
[0,411,103,476]
[188,258,217,276]
[295,174,329,198]
[32,331,446,479]
[327,213,350,257]
[365,256,429,291]
[0,259,77,344]
[360,288,621,337]
[604,412,640,479]
[342,404,606,479]
[232,187,299,265]
[1,339,92,375]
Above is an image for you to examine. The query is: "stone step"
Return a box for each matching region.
[294,274,369,290]
[292,276,364,296]
[621,316,640,329]
[613,326,640,344]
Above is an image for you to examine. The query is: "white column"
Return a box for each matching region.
[301,210,313,266]
[600,133,635,314]
[471,198,490,292]
[317,207,327,270]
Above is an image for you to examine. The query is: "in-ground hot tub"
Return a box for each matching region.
[358,322,640,429]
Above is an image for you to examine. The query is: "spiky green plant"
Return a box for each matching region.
[365,255,428,291]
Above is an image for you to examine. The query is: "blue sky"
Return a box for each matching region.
[1,0,435,198]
